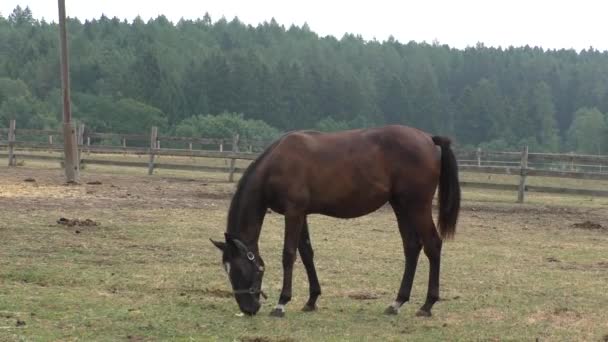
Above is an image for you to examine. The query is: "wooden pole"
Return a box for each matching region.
[7,119,16,166]
[229,134,240,182]
[517,145,529,203]
[58,0,79,183]
[77,123,85,166]
[148,127,158,175]
[77,124,85,146]
[569,152,575,171]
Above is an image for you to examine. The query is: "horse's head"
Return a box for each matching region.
[210,235,266,315]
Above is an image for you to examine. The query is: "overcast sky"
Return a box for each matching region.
[2,0,607,51]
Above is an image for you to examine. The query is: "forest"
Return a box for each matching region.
[1,5,607,153]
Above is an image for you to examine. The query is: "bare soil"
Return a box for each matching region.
[2,167,606,227]
[0,167,233,211]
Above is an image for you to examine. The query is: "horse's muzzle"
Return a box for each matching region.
[240,301,261,316]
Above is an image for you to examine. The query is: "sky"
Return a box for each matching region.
[2,0,607,52]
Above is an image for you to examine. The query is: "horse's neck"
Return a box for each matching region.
[230,187,266,251]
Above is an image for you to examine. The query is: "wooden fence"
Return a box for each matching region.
[2,122,608,202]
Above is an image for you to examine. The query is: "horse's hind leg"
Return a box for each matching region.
[298,219,321,311]
[389,201,444,317]
[385,201,423,315]
[416,210,443,317]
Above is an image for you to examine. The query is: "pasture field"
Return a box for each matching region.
[1,162,607,341]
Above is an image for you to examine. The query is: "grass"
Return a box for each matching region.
[0,161,608,341]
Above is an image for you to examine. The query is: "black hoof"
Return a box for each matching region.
[269,308,285,318]
[302,304,317,312]
[384,306,399,315]
[415,309,432,317]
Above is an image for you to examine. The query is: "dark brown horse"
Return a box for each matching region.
[211,124,460,317]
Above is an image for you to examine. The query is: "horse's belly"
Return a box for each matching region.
[312,189,389,218]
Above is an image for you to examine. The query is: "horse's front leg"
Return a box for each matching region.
[270,214,305,317]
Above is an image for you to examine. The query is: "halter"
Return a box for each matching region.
[231,251,267,299]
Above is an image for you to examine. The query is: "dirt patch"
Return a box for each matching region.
[570,221,604,230]
[347,291,381,300]
[195,191,232,200]
[527,307,582,326]
[472,308,504,322]
[57,218,99,227]
[202,288,233,298]
[560,262,608,271]
[240,337,295,342]
[0,167,228,211]
[126,335,150,342]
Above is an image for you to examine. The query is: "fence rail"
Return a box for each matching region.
[2,124,607,202]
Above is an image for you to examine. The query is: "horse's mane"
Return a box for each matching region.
[225,137,282,237]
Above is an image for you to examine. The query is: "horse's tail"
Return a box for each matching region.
[432,136,461,239]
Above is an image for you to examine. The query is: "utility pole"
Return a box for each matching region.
[58,0,79,183]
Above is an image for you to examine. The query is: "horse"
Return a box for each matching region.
[210,124,461,317]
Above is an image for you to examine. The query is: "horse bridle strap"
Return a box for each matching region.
[232,250,267,299]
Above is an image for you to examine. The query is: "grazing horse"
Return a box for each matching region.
[210,125,461,317]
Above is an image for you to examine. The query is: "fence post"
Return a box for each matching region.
[229,134,240,182]
[77,123,85,166]
[7,119,16,166]
[517,145,529,203]
[569,152,575,171]
[49,135,53,145]
[148,127,158,175]
[476,147,482,166]
[77,123,85,145]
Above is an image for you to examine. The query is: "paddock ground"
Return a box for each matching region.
[1,163,607,341]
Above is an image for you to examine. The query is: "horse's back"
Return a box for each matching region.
[269,125,439,173]
[259,125,441,217]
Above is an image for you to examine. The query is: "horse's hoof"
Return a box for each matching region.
[302,304,317,312]
[269,308,285,318]
[384,306,399,315]
[415,309,432,317]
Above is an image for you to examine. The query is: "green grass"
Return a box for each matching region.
[1,162,607,341]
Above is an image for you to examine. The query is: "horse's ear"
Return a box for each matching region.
[210,238,226,251]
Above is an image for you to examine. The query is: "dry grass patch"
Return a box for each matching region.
[0,165,607,341]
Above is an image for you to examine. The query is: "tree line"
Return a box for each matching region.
[1,6,607,153]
